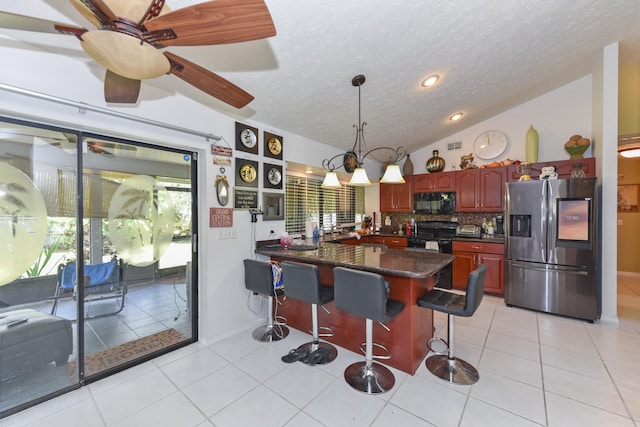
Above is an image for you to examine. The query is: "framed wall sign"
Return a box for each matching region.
[264,131,283,160]
[263,192,284,220]
[234,188,258,210]
[235,122,259,155]
[235,159,259,188]
[263,163,283,190]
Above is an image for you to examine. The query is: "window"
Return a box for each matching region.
[285,175,364,235]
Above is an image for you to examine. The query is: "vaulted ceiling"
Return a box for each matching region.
[1,0,640,159]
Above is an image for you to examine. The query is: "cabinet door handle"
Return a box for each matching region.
[471,245,481,249]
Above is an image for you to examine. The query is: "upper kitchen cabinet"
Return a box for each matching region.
[380,180,413,212]
[506,157,595,181]
[413,171,456,192]
[455,167,506,212]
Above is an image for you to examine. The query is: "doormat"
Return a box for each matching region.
[67,328,186,377]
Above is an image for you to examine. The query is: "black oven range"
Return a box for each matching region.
[407,221,457,289]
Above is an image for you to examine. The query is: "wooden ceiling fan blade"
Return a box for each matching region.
[144,0,276,47]
[0,11,87,36]
[73,0,118,27]
[104,70,141,103]
[164,52,253,108]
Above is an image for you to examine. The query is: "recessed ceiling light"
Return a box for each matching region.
[421,74,439,87]
[305,168,314,174]
[449,112,463,121]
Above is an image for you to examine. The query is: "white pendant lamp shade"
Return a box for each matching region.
[379,164,406,184]
[620,148,640,158]
[349,167,371,186]
[321,171,342,188]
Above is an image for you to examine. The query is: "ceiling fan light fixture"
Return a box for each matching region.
[380,164,406,184]
[449,112,464,121]
[348,168,372,186]
[80,31,171,80]
[321,171,342,188]
[421,74,439,88]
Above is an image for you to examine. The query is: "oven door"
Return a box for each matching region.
[406,238,453,289]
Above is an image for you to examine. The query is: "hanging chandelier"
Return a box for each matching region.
[321,74,407,188]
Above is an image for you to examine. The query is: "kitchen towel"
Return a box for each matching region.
[425,241,439,251]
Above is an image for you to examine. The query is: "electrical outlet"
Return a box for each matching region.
[218,228,237,239]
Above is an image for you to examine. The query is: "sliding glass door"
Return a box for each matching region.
[0,119,197,417]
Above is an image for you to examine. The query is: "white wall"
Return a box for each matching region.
[592,43,620,322]
[410,76,593,173]
[0,38,346,344]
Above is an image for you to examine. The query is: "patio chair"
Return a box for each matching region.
[50,257,126,319]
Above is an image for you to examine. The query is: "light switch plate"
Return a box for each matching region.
[218,228,237,239]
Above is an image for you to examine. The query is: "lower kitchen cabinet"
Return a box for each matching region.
[340,235,407,247]
[452,240,505,297]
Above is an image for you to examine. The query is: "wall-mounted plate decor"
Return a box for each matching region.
[235,122,259,155]
[235,159,259,188]
[264,163,283,189]
[264,131,283,160]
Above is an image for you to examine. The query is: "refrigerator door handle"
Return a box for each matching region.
[511,263,589,276]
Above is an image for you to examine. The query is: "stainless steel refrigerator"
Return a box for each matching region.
[505,177,600,321]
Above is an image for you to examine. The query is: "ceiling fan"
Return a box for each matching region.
[0,0,276,107]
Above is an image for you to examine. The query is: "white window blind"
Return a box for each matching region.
[285,175,364,235]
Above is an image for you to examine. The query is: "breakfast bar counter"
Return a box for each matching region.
[255,243,454,374]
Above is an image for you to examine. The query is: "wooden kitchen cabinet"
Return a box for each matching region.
[380,180,413,212]
[413,171,456,192]
[452,240,505,297]
[455,167,505,212]
[383,236,407,247]
[339,235,406,247]
[454,169,480,212]
[480,167,506,212]
[507,157,596,181]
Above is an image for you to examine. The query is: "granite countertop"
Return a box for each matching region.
[255,242,454,279]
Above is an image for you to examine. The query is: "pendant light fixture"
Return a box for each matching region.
[322,75,407,186]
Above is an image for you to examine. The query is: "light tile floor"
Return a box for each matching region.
[2,273,640,427]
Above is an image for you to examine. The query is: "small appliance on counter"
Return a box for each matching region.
[495,215,504,235]
[455,224,481,238]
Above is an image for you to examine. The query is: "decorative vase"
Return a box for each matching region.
[402,154,414,176]
[571,162,586,178]
[526,125,539,163]
[426,150,445,173]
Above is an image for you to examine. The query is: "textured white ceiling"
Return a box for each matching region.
[1,0,640,159]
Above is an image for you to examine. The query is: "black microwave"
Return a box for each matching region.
[413,192,456,214]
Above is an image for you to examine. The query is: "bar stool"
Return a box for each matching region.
[333,267,405,394]
[243,259,289,342]
[417,264,487,385]
[280,261,338,365]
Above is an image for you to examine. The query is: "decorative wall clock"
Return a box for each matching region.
[235,122,259,155]
[235,159,259,188]
[264,131,283,160]
[473,130,509,160]
[264,163,283,189]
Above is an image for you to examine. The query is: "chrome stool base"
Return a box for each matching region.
[344,361,395,394]
[425,354,479,385]
[298,341,338,365]
[251,324,289,342]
